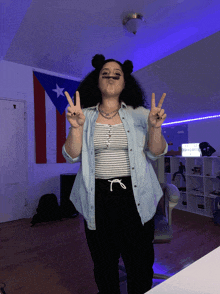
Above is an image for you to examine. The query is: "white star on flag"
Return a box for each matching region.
[52,84,65,98]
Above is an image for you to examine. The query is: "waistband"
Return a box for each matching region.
[96,176,131,192]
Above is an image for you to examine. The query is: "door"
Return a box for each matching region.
[0,99,28,223]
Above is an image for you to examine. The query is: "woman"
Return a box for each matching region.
[63,54,168,294]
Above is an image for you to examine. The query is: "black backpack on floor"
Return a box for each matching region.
[31,193,62,227]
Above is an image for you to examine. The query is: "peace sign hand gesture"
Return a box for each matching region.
[65,91,86,128]
[148,93,167,128]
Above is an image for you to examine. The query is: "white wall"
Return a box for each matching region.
[0,60,82,220]
[187,119,220,156]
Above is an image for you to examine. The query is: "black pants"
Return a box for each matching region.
[84,176,155,294]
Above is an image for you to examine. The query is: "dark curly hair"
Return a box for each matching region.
[76,54,150,109]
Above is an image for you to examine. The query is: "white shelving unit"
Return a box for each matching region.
[163,156,220,218]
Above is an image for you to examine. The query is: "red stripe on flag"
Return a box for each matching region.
[33,73,47,164]
[56,109,66,163]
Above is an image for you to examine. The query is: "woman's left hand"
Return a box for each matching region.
[148,93,167,128]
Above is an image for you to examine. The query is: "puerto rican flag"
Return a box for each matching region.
[33,71,80,164]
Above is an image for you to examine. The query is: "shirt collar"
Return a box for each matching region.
[90,101,127,111]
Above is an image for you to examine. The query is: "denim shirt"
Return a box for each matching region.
[62,101,168,230]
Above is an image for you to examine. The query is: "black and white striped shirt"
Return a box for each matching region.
[94,122,131,179]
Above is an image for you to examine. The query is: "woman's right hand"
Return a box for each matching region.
[65,91,85,128]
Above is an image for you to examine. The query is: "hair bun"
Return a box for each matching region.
[92,54,105,70]
[122,60,133,74]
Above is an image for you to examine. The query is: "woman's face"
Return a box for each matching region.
[98,62,125,98]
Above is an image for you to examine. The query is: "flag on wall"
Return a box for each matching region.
[33,71,80,164]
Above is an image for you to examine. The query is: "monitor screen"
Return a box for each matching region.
[181,143,201,157]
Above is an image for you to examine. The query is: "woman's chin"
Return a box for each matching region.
[104,89,120,97]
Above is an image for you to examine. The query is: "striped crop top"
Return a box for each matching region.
[94,122,131,179]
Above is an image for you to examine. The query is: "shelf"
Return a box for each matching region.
[208,193,220,198]
[165,156,220,218]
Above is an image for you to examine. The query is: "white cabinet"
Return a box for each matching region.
[163,156,220,217]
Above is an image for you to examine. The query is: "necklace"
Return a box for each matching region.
[98,103,121,119]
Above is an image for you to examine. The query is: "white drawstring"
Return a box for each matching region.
[108,179,127,192]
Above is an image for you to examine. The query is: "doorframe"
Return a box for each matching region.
[0,97,29,220]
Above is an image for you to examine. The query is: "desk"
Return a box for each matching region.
[147,246,220,294]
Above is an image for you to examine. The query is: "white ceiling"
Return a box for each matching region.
[2,0,220,78]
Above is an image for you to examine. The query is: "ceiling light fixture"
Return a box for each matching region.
[122,13,145,35]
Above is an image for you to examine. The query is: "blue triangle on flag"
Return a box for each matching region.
[33,71,80,115]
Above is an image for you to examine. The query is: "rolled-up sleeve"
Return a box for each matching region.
[146,141,168,161]
[62,144,82,163]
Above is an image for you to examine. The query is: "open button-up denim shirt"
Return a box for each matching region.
[62,101,168,230]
